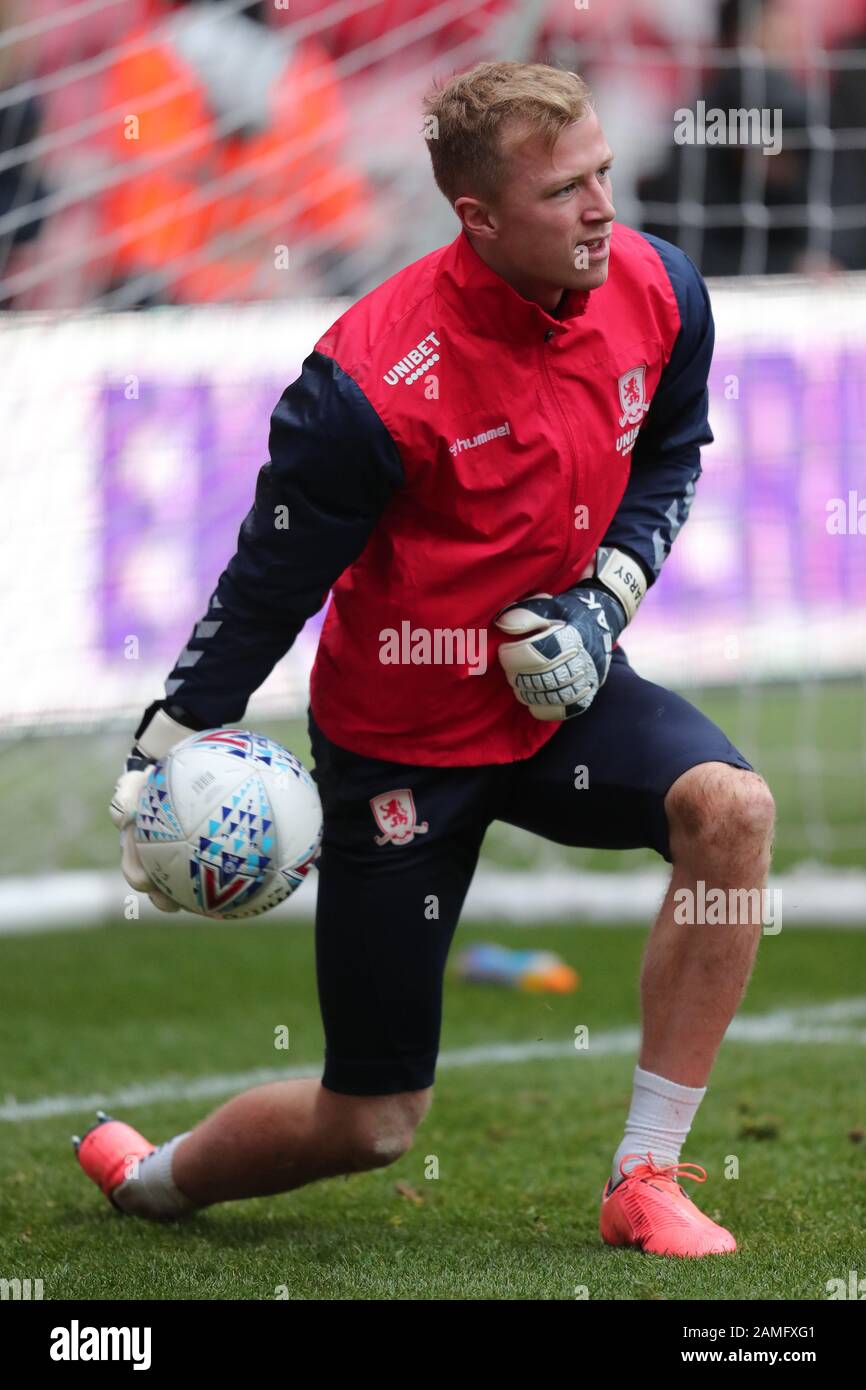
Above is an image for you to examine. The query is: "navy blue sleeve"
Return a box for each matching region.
[160,350,404,728]
[600,234,714,584]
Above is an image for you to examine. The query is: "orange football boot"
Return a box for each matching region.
[600,1152,737,1257]
[73,1111,155,1210]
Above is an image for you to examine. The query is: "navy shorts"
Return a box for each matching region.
[307,647,752,1097]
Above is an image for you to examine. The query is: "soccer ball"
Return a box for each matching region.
[133,729,322,919]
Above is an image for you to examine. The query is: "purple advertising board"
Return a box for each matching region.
[98,347,866,684]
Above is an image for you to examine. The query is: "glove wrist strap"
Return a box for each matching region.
[592,547,648,625]
[135,707,199,762]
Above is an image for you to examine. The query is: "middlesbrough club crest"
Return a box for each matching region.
[617,365,650,427]
[370,789,429,846]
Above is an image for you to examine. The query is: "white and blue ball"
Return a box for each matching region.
[134,729,322,919]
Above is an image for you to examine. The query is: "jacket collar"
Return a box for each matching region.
[435,228,590,344]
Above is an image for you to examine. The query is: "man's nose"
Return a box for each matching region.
[583,181,615,224]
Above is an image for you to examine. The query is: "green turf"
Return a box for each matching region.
[1,920,864,1300]
[2,677,863,878]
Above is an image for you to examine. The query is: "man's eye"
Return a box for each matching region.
[555,167,610,195]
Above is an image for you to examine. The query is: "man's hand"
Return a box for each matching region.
[493,547,647,720]
[110,703,202,912]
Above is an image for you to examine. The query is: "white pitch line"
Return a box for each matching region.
[2,864,866,932]
[2,998,865,1124]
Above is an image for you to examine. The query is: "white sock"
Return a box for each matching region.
[611,1066,706,1189]
[113,1133,196,1220]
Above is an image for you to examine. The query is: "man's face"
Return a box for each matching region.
[457,109,617,309]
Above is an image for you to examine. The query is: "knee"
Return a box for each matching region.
[666,764,776,861]
[342,1087,433,1170]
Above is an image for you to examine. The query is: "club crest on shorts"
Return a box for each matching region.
[617,365,649,427]
[370,789,429,846]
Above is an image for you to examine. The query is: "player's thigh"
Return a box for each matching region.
[496,648,753,862]
[308,711,496,1096]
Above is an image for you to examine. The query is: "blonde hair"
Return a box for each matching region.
[422,61,593,206]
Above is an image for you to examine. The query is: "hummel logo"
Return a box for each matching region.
[449,420,511,456]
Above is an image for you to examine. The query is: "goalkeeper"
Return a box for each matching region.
[78,61,775,1259]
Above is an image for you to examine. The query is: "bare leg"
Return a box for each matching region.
[638,763,776,1088]
[172,1080,432,1207]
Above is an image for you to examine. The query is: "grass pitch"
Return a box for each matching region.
[1,919,864,1300]
[1,676,863,1298]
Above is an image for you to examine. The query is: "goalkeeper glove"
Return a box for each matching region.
[493,547,648,720]
[109,702,204,912]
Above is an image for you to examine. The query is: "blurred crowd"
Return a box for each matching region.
[1,0,865,309]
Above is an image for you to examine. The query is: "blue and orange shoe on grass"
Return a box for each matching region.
[73,1111,155,1211]
[600,1153,737,1257]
